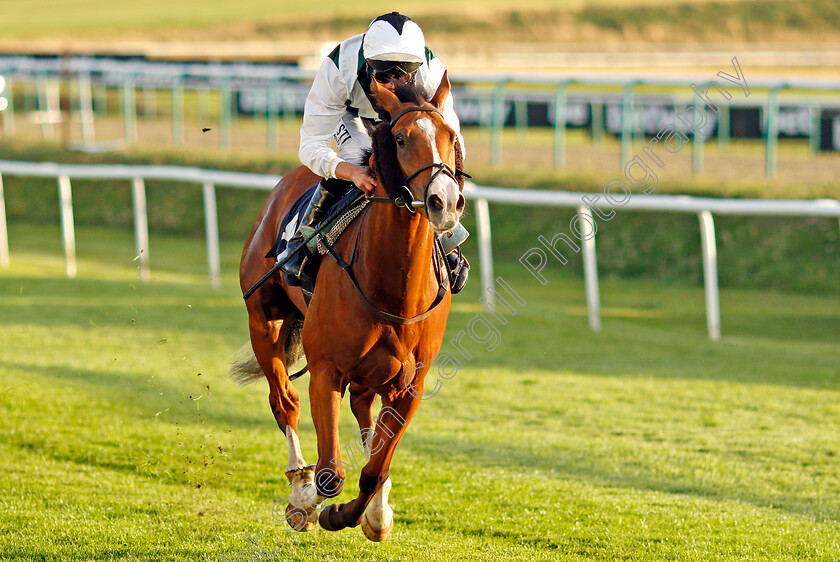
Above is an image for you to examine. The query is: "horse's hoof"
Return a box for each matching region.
[286,503,317,532]
[318,503,343,531]
[360,509,394,542]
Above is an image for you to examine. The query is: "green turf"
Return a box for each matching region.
[2,0,835,44]
[0,0,554,39]
[2,222,840,561]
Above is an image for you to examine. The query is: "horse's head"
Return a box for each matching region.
[369,72,466,233]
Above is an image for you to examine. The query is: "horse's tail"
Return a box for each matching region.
[228,312,306,386]
[228,342,263,386]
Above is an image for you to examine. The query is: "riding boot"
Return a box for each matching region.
[445,247,470,294]
[438,223,470,294]
[281,182,339,284]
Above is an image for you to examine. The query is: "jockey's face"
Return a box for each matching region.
[368,61,420,92]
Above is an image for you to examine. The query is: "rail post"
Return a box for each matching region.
[578,205,601,332]
[131,177,151,282]
[57,175,77,278]
[474,197,495,308]
[698,210,721,341]
[203,182,221,289]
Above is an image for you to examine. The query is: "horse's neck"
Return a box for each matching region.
[358,203,438,312]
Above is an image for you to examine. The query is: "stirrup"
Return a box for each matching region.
[438,223,469,254]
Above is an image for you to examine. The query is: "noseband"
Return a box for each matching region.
[367,106,466,213]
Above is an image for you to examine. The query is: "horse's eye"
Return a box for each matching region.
[395,135,405,148]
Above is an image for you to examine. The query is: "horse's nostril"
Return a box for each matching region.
[428,195,444,212]
[456,194,465,213]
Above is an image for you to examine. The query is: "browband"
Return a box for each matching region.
[388,106,444,129]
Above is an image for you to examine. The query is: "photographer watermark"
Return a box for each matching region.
[521,57,749,284]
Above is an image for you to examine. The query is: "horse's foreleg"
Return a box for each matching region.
[349,383,395,541]
[310,367,347,501]
[250,317,318,531]
[360,473,393,541]
[349,383,377,457]
[281,425,320,532]
[319,389,421,537]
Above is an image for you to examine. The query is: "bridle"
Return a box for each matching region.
[366,106,468,214]
[338,105,466,324]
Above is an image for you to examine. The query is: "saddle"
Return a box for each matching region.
[266,185,369,291]
[265,184,468,300]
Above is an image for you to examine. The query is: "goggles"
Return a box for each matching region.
[367,60,422,84]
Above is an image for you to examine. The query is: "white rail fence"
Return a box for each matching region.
[1,160,838,341]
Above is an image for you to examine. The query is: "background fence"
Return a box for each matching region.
[1,159,838,341]
[2,55,840,176]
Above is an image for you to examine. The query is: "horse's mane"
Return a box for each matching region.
[365,83,465,198]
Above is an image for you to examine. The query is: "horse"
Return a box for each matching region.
[231,71,465,541]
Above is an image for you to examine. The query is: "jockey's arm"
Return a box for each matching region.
[299,58,378,194]
[335,162,378,195]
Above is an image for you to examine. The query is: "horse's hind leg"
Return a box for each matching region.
[349,383,394,542]
[248,307,320,531]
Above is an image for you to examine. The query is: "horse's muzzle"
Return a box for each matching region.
[426,178,465,233]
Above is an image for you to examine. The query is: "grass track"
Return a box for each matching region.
[0,0,555,38]
[0,0,755,40]
[2,0,835,45]
[2,222,840,560]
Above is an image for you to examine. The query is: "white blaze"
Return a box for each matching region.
[416,117,442,162]
[416,117,459,227]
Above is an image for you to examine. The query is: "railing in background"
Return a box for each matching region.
[1,160,839,341]
[1,55,840,177]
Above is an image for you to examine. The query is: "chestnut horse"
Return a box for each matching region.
[232,72,465,541]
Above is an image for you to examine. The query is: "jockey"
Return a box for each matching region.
[282,11,470,293]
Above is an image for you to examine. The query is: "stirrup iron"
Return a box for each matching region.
[438,222,469,254]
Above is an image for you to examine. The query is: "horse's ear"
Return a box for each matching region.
[431,70,451,110]
[370,77,401,118]
[454,138,465,190]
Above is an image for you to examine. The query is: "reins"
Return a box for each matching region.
[319,205,449,325]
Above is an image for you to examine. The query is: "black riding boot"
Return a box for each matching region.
[438,223,470,294]
[281,182,339,284]
[445,247,470,294]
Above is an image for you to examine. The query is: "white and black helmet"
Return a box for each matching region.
[363,13,425,76]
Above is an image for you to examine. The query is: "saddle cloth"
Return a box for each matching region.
[265,185,369,265]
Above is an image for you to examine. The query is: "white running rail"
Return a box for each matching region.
[1,160,838,341]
